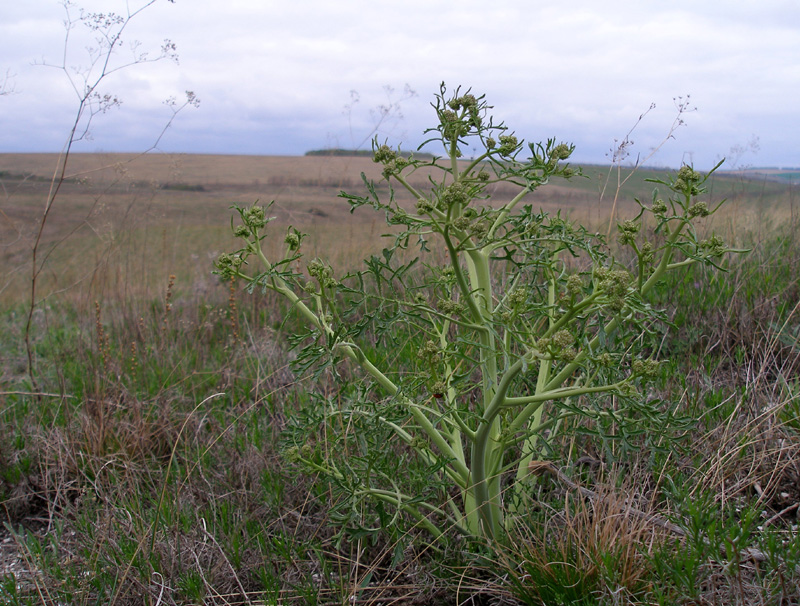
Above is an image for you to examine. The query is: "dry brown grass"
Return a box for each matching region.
[2,152,799,604]
[4,152,794,311]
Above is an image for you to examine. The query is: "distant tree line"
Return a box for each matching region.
[305,148,434,160]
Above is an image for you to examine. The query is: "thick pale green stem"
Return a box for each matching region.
[511,276,555,489]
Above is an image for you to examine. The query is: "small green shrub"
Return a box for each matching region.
[217,83,737,543]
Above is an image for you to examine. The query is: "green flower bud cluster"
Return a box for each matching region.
[437,298,465,316]
[390,207,413,226]
[383,157,410,179]
[566,274,583,298]
[499,287,528,322]
[498,135,518,156]
[430,380,447,396]
[469,219,489,240]
[373,144,410,178]
[440,266,457,283]
[284,445,301,463]
[640,241,655,265]
[441,109,469,141]
[651,199,668,215]
[416,198,435,214]
[447,93,482,129]
[447,94,477,111]
[486,137,497,149]
[417,340,442,364]
[687,201,709,218]
[215,252,243,279]
[632,358,661,378]
[439,182,470,209]
[507,287,528,308]
[284,228,303,251]
[373,144,396,164]
[552,329,574,349]
[233,224,250,238]
[452,215,472,231]
[551,143,572,160]
[673,165,704,196]
[476,170,490,182]
[596,353,615,367]
[307,258,336,287]
[413,292,428,305]
[619,383,640,397]
[617,219,641,246]
[595,267,631,312]
[700,235,726,257]
[284,443,315,464]
[539,143,574,172]
[243,205,269,230]
[538,329,577,361]
[677,165,702,183]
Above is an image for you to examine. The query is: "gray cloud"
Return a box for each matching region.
[1,0,797,169]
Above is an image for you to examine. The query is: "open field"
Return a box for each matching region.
[1,152,800,604]
[2,152,795,307]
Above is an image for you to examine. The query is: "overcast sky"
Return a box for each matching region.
[1,0,798,169]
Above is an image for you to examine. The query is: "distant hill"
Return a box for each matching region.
[732,168,800,185]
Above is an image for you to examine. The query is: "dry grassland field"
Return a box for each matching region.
[1,151,800,604]
[1,152,792,309]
